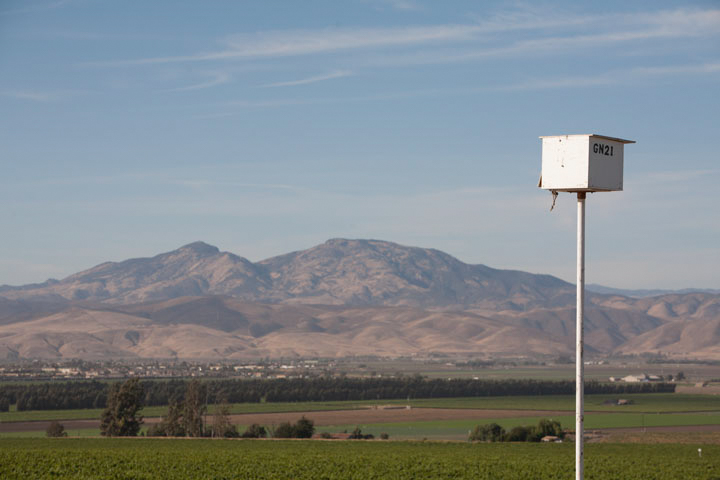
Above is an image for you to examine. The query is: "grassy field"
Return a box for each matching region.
[0,400,371,423]
[0,428,99,439]
[401,393,720,413]
[1,438,718,479]
[317,413,720,441]
[3,393,719,423]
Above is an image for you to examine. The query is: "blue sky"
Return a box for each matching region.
[1,0,719,289]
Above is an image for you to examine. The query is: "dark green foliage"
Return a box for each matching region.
[99,378,144,437]
[470,419,564,443]
[272,417,315,438]
[5,377,676,412]
[379,433,389,440]
[294,416,315,438]
[469,423,505,442]
[272,422,296,438]
[0,396,10,412]
[12,381,107,411]
[241,423,267,438]
[349,427,374,439]
[504,426,534,442]
[45,420,67,437]
[534,419,564,440]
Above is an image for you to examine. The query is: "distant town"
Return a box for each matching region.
[0,355,702,384]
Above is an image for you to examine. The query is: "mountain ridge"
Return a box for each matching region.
[1,239,719,360]
[0,239,575,311]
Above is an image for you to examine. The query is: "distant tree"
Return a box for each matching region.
[380,433,390,440]
[0,396,10,412]
[211,403,238,438]
[272,417,315,438]
[533,419,564,440]
[293,416,315,438]
[46,421,67,438]
[469,423,505,442]
[273,421,296,438]
[183,379,206,437]
[676,371,686,381]
[148,400,185,437]
[349,426,374,440]
[241,423,267,439]
[100,378,144,437]
[504,426,534,442]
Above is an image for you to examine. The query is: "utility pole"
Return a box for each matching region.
[539,134,635,480]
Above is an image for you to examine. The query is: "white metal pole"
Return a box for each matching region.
[576,192,586,480]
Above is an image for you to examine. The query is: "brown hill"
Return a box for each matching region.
[0,239,574,311]
[0,297,570,359]
[0,239,718,360]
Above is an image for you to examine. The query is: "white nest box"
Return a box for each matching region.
[539,134,635,192]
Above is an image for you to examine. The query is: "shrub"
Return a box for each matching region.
[349,427,374,440]
[504,426,534,442]
[469,423,505,442]
[46,421,67,438]
[272,417,315,439]
[241,424,267,439]
[532,419,564,440]
[294,416,315,439]
[469,419,564,443]
[273,422,296,438]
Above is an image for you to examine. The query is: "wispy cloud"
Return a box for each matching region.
[166,72,231,92]
[381,0,423,11]
[497,61,720,91]
[1,90,60,101]
[88,24,481,66]
[188,59,719,116]
[631,62,720,76]
[496,75,617,91]
[634,169,720,185]
[0,0,72,16]
[261,70,353,88]
[86,7,720,68]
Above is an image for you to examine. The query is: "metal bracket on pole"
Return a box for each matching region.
[576,191,586,480]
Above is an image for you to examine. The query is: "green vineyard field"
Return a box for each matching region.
[1,438,718,479]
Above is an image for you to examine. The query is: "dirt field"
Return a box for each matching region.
[588,425,720,443]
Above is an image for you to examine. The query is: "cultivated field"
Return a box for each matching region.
[1,438,718,479]
[4,392,720,424]
[4,395,720,440]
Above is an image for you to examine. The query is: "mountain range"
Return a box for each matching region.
[1,239,718,360]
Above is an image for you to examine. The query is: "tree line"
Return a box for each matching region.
[469,419,565,443]
[97,378,315,439]
[1,377,676,412]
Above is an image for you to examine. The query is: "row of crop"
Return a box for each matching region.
[0,439,716,479]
